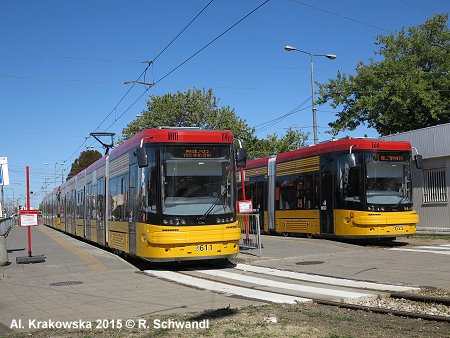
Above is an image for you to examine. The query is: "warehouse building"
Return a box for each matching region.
[381,123,450,234]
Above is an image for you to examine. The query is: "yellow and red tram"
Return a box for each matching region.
[240,138,419,239]
[42,128,243,261]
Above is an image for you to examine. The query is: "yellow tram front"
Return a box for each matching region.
[135,140,241,261]
[334,148,419,238]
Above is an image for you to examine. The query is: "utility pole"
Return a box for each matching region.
[61,168,65,185]
[1,186,4,217]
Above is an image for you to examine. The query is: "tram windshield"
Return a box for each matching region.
[365,152,412,211]
[161,145,234,217]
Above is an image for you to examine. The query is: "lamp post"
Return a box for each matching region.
[53,161,65,187]
[284,45,336,145]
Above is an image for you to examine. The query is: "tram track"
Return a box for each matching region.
[390,291,450,306]
[143,263,450,323]
[316,296,450,323]
[198,269,450,322]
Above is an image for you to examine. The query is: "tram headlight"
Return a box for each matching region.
[163,218,187,225]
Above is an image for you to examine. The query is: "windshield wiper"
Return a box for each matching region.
[392,195,408,210]
[198,189,227,223]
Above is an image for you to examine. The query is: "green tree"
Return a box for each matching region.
[122,88,255,145]
[250,128,308,159]
[122,87,308,159]
[66,150,102,181]
[317,14,450,136]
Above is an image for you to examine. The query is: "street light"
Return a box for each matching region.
[284,45,336,144]
[54,161,65,187]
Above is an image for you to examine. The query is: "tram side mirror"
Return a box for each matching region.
[136,147,148,168]
[414,154,423,169]
[346,153,357,168]
[236,148,247,168]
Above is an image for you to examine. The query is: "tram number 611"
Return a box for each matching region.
[196,244,213,252]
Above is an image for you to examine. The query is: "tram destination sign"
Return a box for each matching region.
[372,153,406,162]
[183,149,213,158]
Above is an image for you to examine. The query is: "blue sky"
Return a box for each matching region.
[1,0,448,208]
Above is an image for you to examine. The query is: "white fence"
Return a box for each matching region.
[237,213,262,257]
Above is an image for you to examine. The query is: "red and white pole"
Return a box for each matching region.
[26,166,32,257]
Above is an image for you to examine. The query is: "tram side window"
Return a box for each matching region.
[297,175,313,209]
[277,173,319,210]
[97,178,105,221]
[66,191,74,222]
[337,153,362,208]
[277,177,297,210]
[60,196,65,220]
[110,175,129,221]
[140,147,157,216]
[88,183,97,221]
[65,193,69,219]
[244,178,264,212]
[76,190,84,220]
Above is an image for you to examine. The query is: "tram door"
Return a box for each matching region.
[128,162,138,256]
[85,183,91,241]
[247,176,265,232]
[320,171,334,235]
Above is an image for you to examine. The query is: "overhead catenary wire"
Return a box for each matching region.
[255,104,312,134]
[0,74,122,85]
[104,0,272,131]
[254,96,311,129]
[63,0,220,166]
[92,0,217,134]
[0,51,142,64]
[152,0,271,87]
[288,0,392,33]
[253,96,313,135]
[397,0,434,14]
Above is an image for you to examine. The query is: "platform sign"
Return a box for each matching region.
[19,209,39,227]
[237,200,253,214]
[0,157,9,186]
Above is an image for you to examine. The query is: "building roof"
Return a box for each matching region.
[380,123,450,159]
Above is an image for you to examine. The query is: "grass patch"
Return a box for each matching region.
[332,315,358,323]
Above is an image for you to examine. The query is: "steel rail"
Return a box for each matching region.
[315,299,450,323]
[389,292,450,306]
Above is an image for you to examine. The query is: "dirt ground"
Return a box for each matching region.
[1,302,449,338]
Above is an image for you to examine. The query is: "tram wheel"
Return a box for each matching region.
[306,233,314,239]
[282,232,289,237]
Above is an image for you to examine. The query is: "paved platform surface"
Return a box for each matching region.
[1,223,449,333]
[0,225,262,332]
[239,235,450,290]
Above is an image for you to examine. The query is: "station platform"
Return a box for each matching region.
[0,224,262,332]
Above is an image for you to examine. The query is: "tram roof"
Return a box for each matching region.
[109,128,234,161]
[54,128,235,191]
[244,138,412,169]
